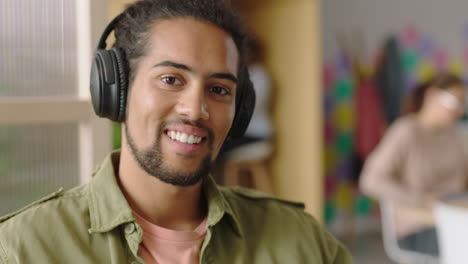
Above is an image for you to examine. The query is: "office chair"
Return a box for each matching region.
[380,200,439,264]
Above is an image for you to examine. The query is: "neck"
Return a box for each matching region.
[416,108,447,130]
[117,147,206,231]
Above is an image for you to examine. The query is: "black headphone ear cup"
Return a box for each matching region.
[89,49,128,122]
[228,77,256,139]
[111,47,128,122]
[90,51,104,118]
[90,49,113,120]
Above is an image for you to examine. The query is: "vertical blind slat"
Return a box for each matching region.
[0,0,78,97]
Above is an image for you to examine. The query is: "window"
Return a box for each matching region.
[0,0,111,215]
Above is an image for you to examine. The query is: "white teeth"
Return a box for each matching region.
[180,133,188,143]
[168,131,202,144]
[188,135,195,144]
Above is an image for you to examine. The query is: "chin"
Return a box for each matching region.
[168,165,201,175]
[167,156,206,169]
[153,155,212,186]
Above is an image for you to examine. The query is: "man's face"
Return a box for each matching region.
[123,17,238,186]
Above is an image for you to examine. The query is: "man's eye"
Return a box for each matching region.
[161,76,181,85]
[210,86,230,96]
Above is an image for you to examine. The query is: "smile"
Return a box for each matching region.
[167,130,203,144]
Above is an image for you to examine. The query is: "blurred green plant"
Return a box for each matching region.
[112,122,121,150]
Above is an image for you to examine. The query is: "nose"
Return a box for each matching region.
[175,85,209,121]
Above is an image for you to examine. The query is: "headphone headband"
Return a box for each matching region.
[97,14,124,49]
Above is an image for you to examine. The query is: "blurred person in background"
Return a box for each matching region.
[360,73,468,257]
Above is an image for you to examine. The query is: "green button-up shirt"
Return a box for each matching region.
[0,152,352,263]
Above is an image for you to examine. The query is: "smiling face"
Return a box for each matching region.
[122,17,239,186]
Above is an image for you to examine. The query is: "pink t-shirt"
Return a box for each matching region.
[133,212,207,264]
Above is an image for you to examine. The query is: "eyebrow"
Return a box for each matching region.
[154,60,192,71]
[209,73,238,84]
[153,60,238,84]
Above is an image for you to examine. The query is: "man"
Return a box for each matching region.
[0,0,352,263]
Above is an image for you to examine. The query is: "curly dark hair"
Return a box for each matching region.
[113,0,249,87]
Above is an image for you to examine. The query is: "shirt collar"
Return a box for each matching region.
[87,151,243,237]
[88,152,135,233]
[203,173,244,237]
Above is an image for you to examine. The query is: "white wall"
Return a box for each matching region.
[322,0,468,62]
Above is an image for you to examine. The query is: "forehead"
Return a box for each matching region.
[142,17,239,75]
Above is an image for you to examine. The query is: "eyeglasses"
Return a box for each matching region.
[437,89,465,112]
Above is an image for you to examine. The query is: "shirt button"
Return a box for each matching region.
[125,223,135,234]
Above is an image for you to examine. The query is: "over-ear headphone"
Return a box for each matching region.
[90,15,127,122]
[90,14,255,139]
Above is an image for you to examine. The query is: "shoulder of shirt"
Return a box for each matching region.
[392,115,417,130]
[219,185,305,210]
[219,186,352,260]
[384,115,418,138]
[0,184,88,225]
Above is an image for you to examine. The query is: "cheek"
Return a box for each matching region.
[224,105,236,134]
[127,87,175,142]
[211,104,235,139]
[131,83,174,117]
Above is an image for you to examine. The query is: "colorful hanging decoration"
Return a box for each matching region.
[323,23,468,230]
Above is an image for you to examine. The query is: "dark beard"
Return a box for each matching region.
[124,120,213,186]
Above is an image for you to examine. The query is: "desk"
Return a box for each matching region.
[433,193,468,264]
